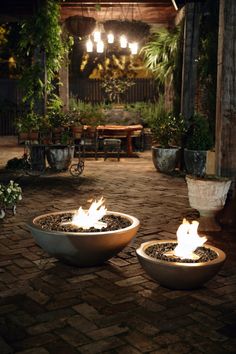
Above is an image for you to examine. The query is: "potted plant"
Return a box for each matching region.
[16,111,41,144]
[184,113,231,231]
[0,180,22,219]
[184,112,214,177]
[144,97,185,173]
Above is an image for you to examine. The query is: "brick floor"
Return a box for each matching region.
[0,148,236,354]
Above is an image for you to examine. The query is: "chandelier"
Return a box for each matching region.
[85,3,140,55]
[86,21,138,55]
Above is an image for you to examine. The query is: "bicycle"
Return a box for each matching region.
[69,145,85,177]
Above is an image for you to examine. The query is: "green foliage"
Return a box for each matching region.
[185,113,214,151]
[16,111,42,133]
[69,99,106,126]
[141,27,180,84]
[101,78,135,103]
[142,97,185,148]
[18,0,73,109]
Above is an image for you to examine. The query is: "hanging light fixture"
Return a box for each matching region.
[120,35,128,48]
[86,36,93,52]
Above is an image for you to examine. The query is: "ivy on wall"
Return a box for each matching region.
[18,0,73,111]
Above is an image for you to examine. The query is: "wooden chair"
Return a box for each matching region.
[103,138,121,161]
[81,126,98,160]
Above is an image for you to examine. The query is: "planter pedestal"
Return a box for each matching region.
[186,176,231,231]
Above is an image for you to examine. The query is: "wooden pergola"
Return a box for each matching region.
[0,0,236,225]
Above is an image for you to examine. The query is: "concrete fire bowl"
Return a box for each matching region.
[28,211,140,267]
[136,240,226,290]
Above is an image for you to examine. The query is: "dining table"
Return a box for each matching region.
[96,124,143,156]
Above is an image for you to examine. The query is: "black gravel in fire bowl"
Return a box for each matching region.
[145,243,218,263]
[37,213,131,232]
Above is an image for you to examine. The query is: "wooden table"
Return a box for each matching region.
[96,125,143,156]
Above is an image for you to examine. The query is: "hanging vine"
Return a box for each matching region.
[17,0,73,111]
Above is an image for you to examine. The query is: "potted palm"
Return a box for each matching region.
[145,97,185,173]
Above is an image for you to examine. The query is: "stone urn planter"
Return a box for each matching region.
[136,240,226,290]
[46,145,75,171]
[152,146,180,173]
[186,175,231,231]
[28,210,140,267]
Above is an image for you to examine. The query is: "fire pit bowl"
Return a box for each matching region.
[28,210,139,267]
[136,240,226,290]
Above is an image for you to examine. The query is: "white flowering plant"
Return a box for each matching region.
[0,180,22,208]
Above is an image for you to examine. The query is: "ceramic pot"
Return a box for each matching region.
[152,146,180,173]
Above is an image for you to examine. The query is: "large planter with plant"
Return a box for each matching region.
[147,97,184,173]
[46,145,75,171]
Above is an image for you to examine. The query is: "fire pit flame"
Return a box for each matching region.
[63,197,107,230]
[165,219,207,260]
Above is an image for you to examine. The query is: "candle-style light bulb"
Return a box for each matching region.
[130,42,138,55]
[93,30,101,43]
[97,40,104,53]
[120,35,127,48]
[86,37,93,53]
[107,32,114,44]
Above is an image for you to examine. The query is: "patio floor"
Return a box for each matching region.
[0,147,236,354]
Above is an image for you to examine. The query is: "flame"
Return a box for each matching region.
[173,219,207,259]
[68,197,107,230]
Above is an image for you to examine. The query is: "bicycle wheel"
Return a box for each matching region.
[69,161,84,177]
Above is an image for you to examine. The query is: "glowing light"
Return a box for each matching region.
[129,42,138,55]
[97,40,104,53]
[120,35,128,48]
[93,29,101,43]
[86,37,93,52]
[107,32,114,44]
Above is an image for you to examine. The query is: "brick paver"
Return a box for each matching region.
[0,148,236,354]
